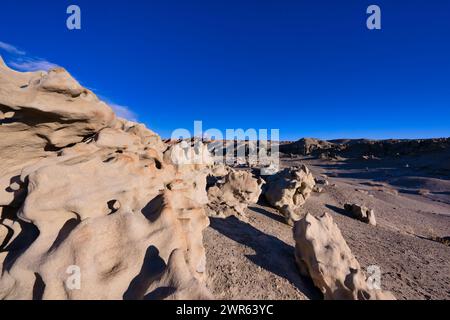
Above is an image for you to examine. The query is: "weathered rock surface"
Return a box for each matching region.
[260,162,280,176]
[280,138,334,156]
[0,59,211,300]
[344,203,377,226]
[264,165,315,225]
[207,169,264,220]
[281,137,450,164]
[209,163,229,178]
[313,186,324,193]
[293,213,395,300]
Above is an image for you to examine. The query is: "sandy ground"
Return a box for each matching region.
[204,156,450,300]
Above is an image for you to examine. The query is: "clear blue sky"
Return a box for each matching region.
[1,0,449,140]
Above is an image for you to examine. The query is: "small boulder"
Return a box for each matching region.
[264,165,315,225]
[344,203,377,226]
[313,186,323,193]
[293,213,395,300]
[207,169,264,220]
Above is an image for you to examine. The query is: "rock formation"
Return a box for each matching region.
[264,165,315,225]
[260,162,280,176]
[281,137,450,161]
[209,163,229,178]
[293,213,395,300]
[344,203,377,226]
[207,169,264,220]
[313,186,324,193]
[0,59,211,300]
[279,138,334,156]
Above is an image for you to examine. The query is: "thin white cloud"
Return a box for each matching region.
[0,41,26,55]
[9,58,58,72]
[109,103,138,122]
[0,40,57,72]
[96,95,138,122]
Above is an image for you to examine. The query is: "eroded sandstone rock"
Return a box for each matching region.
[293,213,395,300]
[264,165,315,225]
[165,140,214,206]
[0,59,211,300]
[207,169,264,220]
[344,203,377,226]
[209,163,229,178]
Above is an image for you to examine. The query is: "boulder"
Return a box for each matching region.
[344,203,377,226]
[207,169,264,220]
[0,61,211,300]
[264,165,315,225]
[293,213,395,300]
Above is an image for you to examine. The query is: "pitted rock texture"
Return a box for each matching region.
[293,213,395,300]
[0,59,211,300]
[264,165,316,225]
[207,169,264,220]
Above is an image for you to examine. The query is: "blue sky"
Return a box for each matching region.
[1,0,449,140]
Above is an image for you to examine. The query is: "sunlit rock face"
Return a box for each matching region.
[293,213,395,300]
[207,169,264,221]
[264,165,316,225]
[0,59,211,300]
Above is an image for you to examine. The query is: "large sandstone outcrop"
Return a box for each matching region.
[164,140,214,207]
[293,213,395,300]
[264,165,315,225]
[0,57,211,300]
[207,169,264,220]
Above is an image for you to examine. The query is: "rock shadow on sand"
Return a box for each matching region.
[209,216,320,299]
[325,204,353,218]
[249,206,286,224]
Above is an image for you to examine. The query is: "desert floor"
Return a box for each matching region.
[205,155,450,300]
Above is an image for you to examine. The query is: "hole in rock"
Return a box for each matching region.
[107,200,120,214]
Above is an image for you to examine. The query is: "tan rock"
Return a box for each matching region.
[165,141,213,206]
[344,203,377,226]
[313,186,324,193]
[260,162,280,176]
[293,213,395,300]
[145,249,213,300]
[264,165,315,225]
[0,224,9,248]
[210,163,229,177]
[207,169,264,220]
[0,61,211,300]
[94,127,141,149]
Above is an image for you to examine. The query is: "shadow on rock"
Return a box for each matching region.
[123,245,166,300]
